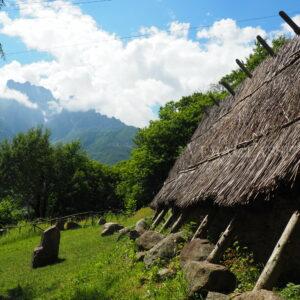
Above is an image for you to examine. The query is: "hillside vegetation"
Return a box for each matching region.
[0,36,288,226]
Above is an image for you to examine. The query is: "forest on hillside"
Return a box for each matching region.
[0,36,287,226]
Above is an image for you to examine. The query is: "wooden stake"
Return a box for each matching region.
[160,211,177,232]
[206,217,236,264]
[254,210,300,291]
[151,208,167,229]
[192,214,209,240]
[170,213,184,233]
[279,11,300,35]
[219,80,235,96]
[257,35,276,57]
[152,209,160,222]
[236,59,252,78]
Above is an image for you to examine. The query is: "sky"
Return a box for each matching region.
[0,0,299,127]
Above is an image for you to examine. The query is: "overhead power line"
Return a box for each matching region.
[1,0,111,12]
[2,9,300,58]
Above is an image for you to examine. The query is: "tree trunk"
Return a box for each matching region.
[206,217,236,263]
[254,210,300,291]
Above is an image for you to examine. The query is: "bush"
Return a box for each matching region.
[0,197,23,226]
[222,241,261,292]
[280,283,300,300]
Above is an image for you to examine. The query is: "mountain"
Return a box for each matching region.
[0,80,138,165]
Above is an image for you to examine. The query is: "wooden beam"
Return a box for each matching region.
[206,217,236,264]
[257,35,276,57]
[279,11,300,35]
[192,214,209,240]
[151,208,168,229]
[152,209,160,222]
[159,210,177,233]
[170,213,184,233]
[254,210,300,291]
[236,59,252,78]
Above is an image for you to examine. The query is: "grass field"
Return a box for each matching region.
[0,208,188,300]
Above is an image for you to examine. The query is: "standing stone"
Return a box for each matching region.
[32,226,60,268]
[136,230,164,250]
[135,219,148,234]
[98,217,106,225]
[183,261,236,295]
[180,239,214,267]
[55,219,65,231]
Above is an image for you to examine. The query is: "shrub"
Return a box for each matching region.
[0,197,23,226]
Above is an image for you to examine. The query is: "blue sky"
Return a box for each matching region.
[1,0,299,64]
[0,0,299,126]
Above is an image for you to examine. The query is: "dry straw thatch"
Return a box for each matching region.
[151,36,300,210]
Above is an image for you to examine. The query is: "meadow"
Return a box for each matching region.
[0,208,188,300]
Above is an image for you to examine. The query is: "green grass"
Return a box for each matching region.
[0,208,188,300]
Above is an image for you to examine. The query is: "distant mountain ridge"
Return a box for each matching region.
[0,80,138,165]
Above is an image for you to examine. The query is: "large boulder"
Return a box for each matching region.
[136,230,164,250]
[180,239,214,267]
[135,219,148,234]
[32,225,60,268]
[118,227,140,240]
[144,232,186,266]
[65,221,81,230]
[183,261,236,295]
[233,290,283,300]
[98,217,106,225]
[101,222,124,236]
[206,292,230,300]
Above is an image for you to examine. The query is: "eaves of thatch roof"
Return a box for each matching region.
[152,36,300,209]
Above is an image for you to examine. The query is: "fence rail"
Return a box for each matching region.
[0,209,123,236]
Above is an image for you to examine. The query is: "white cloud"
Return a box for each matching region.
[0,1,267,127]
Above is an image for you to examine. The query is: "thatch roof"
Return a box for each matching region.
[151,36,300,210]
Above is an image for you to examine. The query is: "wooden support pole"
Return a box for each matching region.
[279,11,300,35]
[254,210,300,291]
[151,208,168,229]
[170,213,185,233]
[206,217,236,264]
[219,80,235,96]
[257,35,276,57]
[192,214,209,240]
[152,209,160,222]
[160,210,177,233]
[236,59,252,78]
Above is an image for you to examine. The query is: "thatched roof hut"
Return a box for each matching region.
[150,31,300,291]
[151,35,300,211]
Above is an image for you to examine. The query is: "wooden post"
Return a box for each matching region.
[192,214,209,240]
[151,208,167,229]
[152,209,160,222]
[206,217,236,264]
[257,35,276,57]
[170,213,185,233]
[160,210,178,233]
[254,210,300,291]
[236,59,252,78]
[279,11,300,35]
[219,80,235,96]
